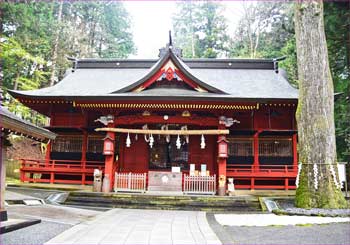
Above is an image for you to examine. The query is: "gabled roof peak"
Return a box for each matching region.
[114,45,226,94]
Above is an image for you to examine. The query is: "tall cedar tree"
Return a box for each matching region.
[173,1,229,58]
[1,2,134,124]
[294,0,347,208]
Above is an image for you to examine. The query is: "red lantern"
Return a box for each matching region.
[103,137,114,155]
[217,136,228,158]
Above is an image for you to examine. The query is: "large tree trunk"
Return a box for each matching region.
[49,0,63,87]
[294,0,347,208]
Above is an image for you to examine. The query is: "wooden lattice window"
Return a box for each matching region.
[227,138,253,157]
[149,136,189,169]
[51,135,82,152]
[87,135,120,154]
[87,136,103,153]
[259,137,292,157]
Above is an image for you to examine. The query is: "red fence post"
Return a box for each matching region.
[285,178,289,190]
[50,172,54,184]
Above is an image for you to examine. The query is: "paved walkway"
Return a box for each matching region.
[46,209,221,245]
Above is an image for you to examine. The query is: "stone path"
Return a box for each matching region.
[46,209,221,245]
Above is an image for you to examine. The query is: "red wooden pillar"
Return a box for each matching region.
[20,163,25,182]
[218,157,227,180]
[81,131,88,185]
[217,134,228,196]
[46,141,52,184]
[45,112,54,167]
[253,131,260,169]
[103,121,115,192]
[292,133,298,171]
[45,141,51,167]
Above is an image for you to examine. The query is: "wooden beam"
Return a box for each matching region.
[115,115,219,127]
[95,127,229,135]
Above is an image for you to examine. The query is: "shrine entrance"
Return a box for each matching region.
[149,135,189,171]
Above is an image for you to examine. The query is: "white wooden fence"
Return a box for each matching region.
[183,174,216,195]
[114,172,147,193]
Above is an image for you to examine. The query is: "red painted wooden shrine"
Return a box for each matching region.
[9,42,299,193]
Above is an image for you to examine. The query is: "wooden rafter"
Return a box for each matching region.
[95,127,229,135]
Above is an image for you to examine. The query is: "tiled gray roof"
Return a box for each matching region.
[9,48,298,101]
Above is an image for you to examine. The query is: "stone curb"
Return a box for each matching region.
[263,197,350,217]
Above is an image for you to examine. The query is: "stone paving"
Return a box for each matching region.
[46,209,221,245]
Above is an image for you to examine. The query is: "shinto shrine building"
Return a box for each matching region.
[9,42,298,194]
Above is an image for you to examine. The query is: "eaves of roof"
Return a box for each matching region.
[7,91,298,103]
[0,107,57,141]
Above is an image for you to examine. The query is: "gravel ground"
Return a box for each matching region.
[207,213,350,245]
[277,199,350,217]
[222,222,350,245]
[3,188,101,245]
[0,221,72,245]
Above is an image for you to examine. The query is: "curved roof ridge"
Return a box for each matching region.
[112,47,226,94]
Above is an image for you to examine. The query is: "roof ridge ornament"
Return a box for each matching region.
[158,30,182,58]
[272,56,286,74]
[169,30,173,47]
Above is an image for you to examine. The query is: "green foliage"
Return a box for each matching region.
[0,37,47,90]
[1,1,135,125]
[324,2,350,162]
[173,1,230,58]
[229,2,294,58]
[229,1,349,161]
[99,2,135,58]
[280,38,298,86]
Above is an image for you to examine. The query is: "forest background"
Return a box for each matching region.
[0,1,349,162]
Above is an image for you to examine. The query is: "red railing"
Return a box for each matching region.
[226,164,298,190]
[20,159,104,185]
[227,164,297,177]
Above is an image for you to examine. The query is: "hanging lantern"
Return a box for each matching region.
[126,132,131,148]
[103,136,114,155]
[200,134,206,149]
[217,136,228,158]
[149,134,154,148]
[176,134,181,149]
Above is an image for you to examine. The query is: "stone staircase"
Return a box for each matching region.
[64,192,262,212]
